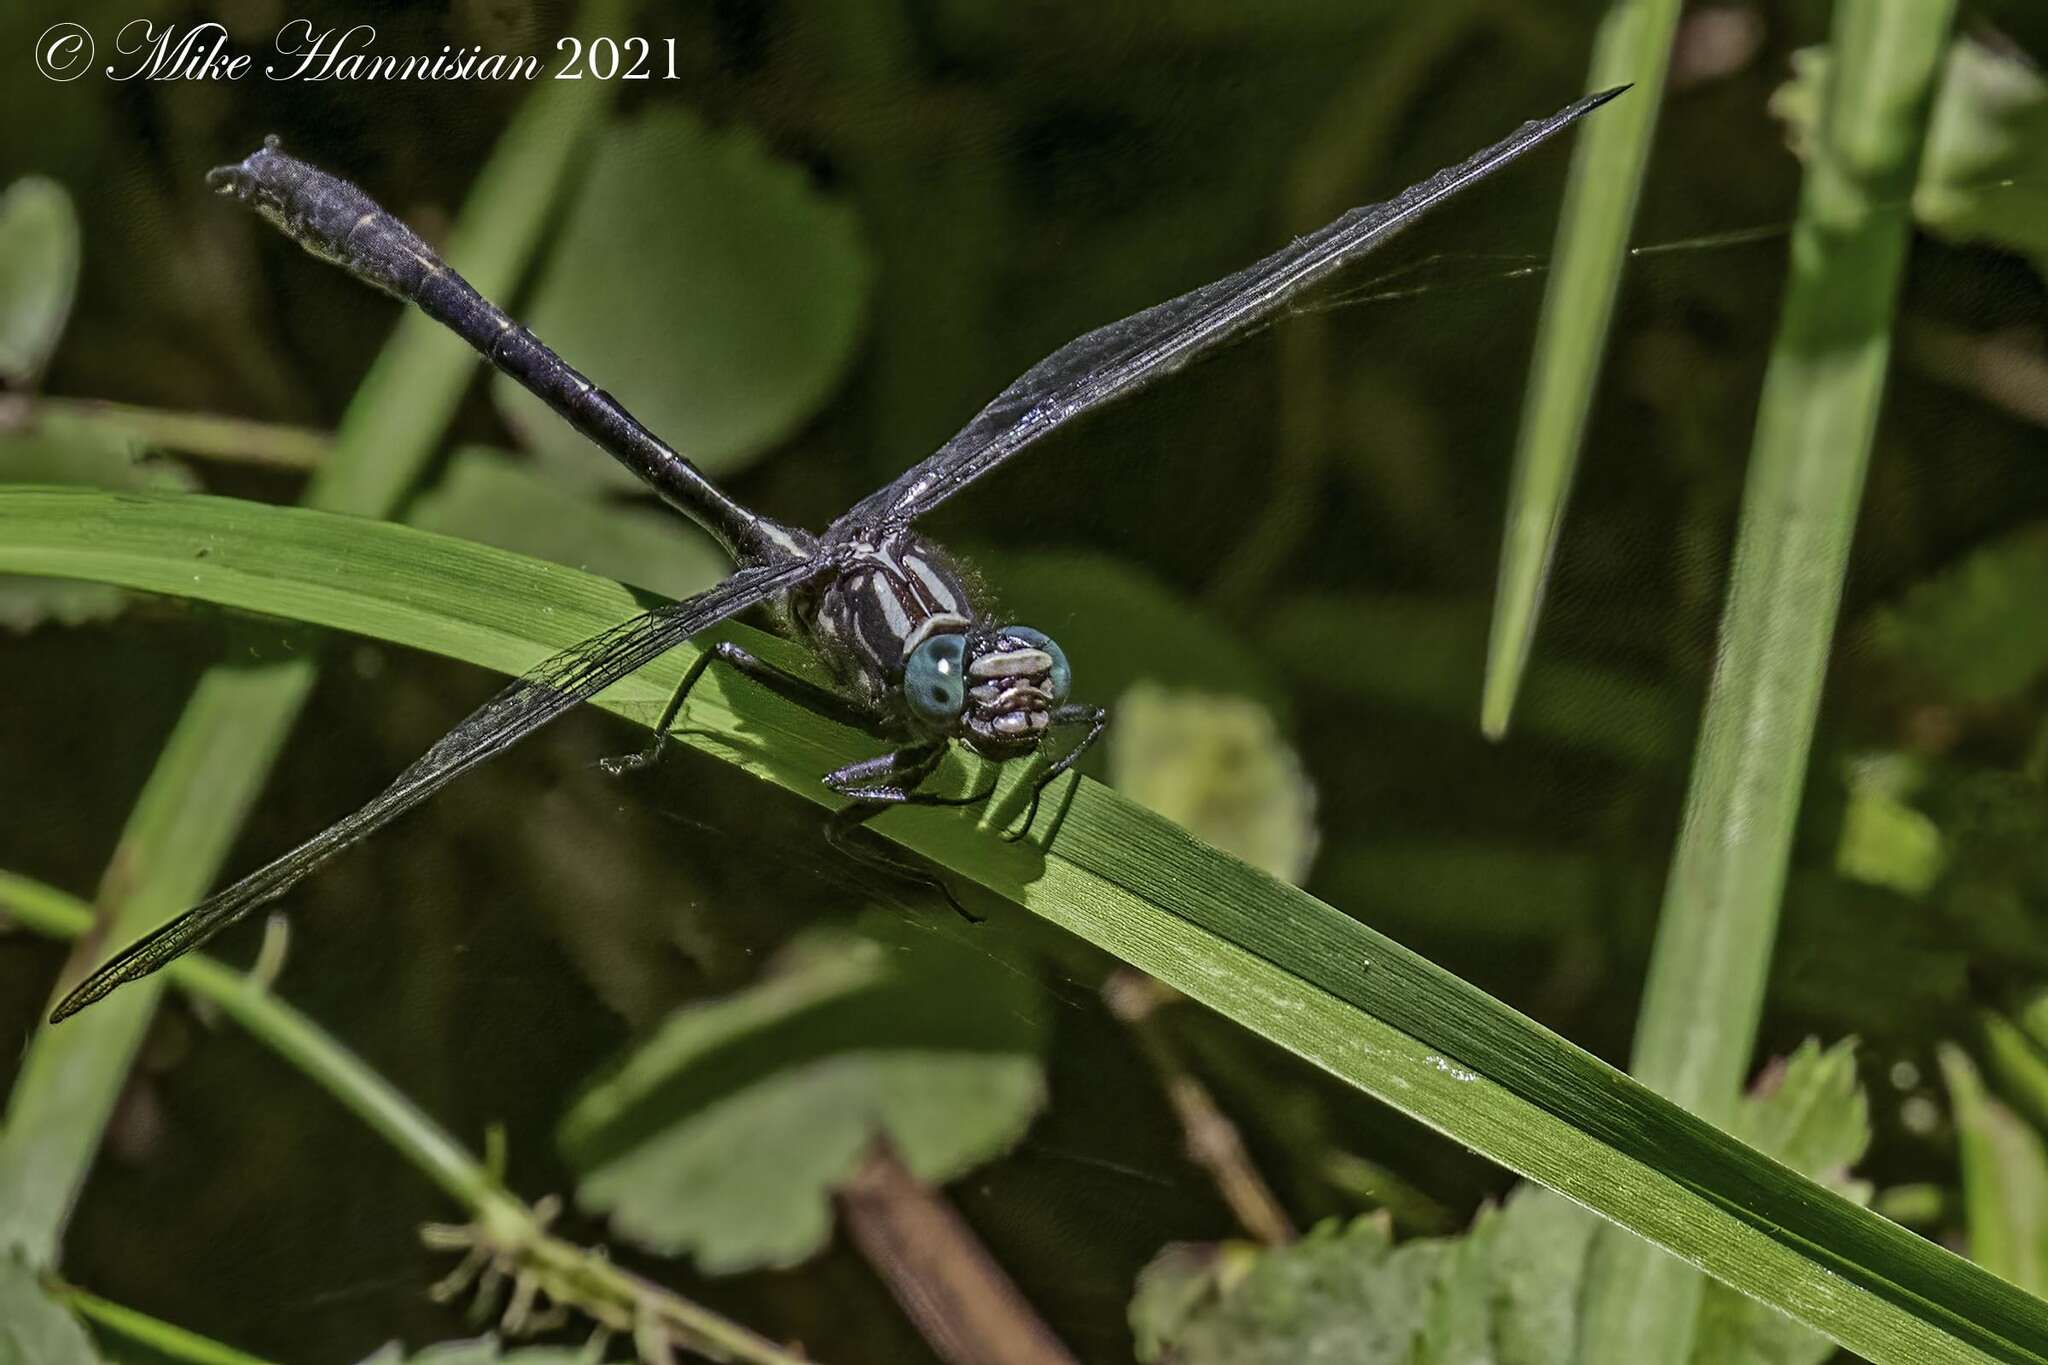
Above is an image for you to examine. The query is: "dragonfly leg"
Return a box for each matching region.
[823,746,998,810]
[825,745,984,923]
[600,640,877,775]
[1004,702,1110,843]
[822,743,948,803]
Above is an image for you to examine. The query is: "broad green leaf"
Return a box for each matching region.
[1132,1217,1449,1365]
[407,447,728,602]
[0,177,80,385]
[1727,1039,1871,1189]
[6,487,2047,1365]
[1868,524,2048,705]
[1108,682,1318,882]
[560,924,1046,1272]
[1775,36,2048,276]
[1128,1044,1871,1365]
[1129,1242,1256,1362]
[1944,1044,2048,1295]
[494,110,870,488]
[1836,754,1945,897]
[1130,1193,1589,1365]
[2018,992,2048,1057]
[1916,36,2048,275]
[0,1257,99,1365]
[1412,1204,1502,1364]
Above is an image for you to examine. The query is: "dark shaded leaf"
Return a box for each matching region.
[1868,524,2048,704]
[407,447,728,601]
[494,110,869,489]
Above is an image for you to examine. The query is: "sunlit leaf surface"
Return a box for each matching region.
[560,922,1047,1272]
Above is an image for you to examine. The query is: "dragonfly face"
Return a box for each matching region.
[913,625,1073,759]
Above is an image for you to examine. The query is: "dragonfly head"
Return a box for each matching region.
[902,625,1071,757]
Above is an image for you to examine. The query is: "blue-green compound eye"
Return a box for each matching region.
[904,633,969,728]
[1001,625,1072,705]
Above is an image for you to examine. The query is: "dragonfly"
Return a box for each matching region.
[49,86,1623,1024]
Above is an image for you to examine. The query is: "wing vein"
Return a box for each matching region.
[836,87,1623,532]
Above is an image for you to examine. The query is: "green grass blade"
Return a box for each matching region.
[0,0,628,1270]
[4,486,2046,1365]
[1478,0,1683,739]
[1944,1045,2048,1296]
[1578,1,1959,1359]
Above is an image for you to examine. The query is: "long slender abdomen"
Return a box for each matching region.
[206,137,800,566]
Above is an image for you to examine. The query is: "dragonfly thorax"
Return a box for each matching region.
[794,530,1070,751]
[796,530,978,708]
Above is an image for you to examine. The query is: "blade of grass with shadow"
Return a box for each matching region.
[1578,1,1959,1360]
[0,0,629,1270]
[1480,0,1682,738]
[4,486,2047,1364]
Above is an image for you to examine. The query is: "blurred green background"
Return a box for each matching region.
[5,1,2048,1362]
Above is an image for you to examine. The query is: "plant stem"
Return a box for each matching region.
[1,871,809,1365]
[837,1143,1077,1365]
[0,394,329,470]
[1104,969,1294,1246]
[1578,2,1957,1360]
[46,1282,278,1365]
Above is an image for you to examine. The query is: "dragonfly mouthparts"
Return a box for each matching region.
[960,626,1073,754]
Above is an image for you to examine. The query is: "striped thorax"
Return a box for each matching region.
[796,529,1071,756]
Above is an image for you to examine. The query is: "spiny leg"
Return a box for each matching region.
[1004,703,1110,843]
[601,640,880,775]
[826,747,1000,811]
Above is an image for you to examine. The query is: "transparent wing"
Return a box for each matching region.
[835,88,1623,533]
[50,557,828,1023]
